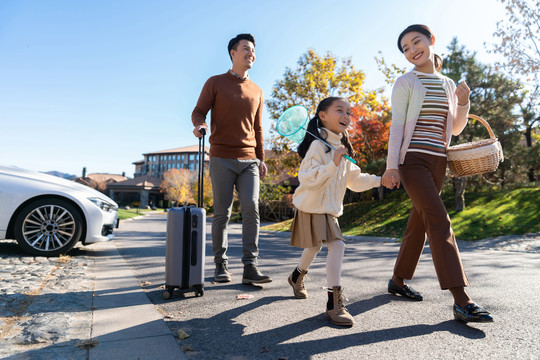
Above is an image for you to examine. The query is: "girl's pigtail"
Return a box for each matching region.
[297,116,321,159]
[341,130,356,159]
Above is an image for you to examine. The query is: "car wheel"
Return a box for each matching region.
[14,198,84,257]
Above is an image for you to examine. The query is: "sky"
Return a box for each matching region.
[0,0,508,177]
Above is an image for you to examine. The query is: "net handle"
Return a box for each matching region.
[468,114,496,139]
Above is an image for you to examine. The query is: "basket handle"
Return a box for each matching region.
[468,114,496,139]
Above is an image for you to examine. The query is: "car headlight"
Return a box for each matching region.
[88,197,118,212]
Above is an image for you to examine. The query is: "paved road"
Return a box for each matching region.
[113,214,540,360]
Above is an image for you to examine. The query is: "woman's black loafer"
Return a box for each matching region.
[453,303,494,323]
[387,279,423,301]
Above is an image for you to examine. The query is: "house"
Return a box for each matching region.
[73,173,128,194]
[134,145,209,179]
[107,145,209,208]
[107,175,162,209]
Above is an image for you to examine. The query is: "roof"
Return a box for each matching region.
[143,145,210,156]
[86,173,128,182]
[107,175,162,190]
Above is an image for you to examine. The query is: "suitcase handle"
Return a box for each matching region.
[198,129,206,208]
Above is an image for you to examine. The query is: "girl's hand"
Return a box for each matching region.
[333,146,348,166]
[456,81,470,106]
[382,169,400,189]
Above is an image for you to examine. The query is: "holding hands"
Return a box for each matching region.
[382,169,400,189]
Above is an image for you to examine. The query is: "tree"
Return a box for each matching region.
[266,49,389,175]
[487,0,540,82]
[161,169,195,206]
[349,102,391,169]
[487,0,540,182]
[193,172,213,208]
[443,38,523,209]
[374,51,407,85]
[518,85,540,182]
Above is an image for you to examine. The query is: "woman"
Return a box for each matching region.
[381,24,493,323]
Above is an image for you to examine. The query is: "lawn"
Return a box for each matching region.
[118,208,165,220]
[261,187,540,241]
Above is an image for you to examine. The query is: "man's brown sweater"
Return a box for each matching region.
[192,72,264,161]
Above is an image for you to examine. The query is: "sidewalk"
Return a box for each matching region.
[0,234,187,360]
[88,239,188,360]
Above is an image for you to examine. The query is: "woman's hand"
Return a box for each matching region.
[456,81,470,106]
[382,169,400,189]
[333,146,348,166]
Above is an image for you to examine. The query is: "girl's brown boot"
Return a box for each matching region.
[287,267,308,299]
[325,286,354,326]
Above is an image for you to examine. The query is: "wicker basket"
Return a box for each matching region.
[447,115,504,177]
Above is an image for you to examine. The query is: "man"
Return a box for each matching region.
[191,33,271,285]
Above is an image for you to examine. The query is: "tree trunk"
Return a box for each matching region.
[452,177,467,212]
[525,126,536,182]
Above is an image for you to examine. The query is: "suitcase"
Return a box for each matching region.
[162,129,207,299]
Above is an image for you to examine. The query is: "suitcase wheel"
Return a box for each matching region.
[194,284,204,297]
[162,286,175,300]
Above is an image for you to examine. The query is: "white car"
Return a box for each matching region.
[0,165,119,256]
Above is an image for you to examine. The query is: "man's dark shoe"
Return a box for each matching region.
[214,263,231,283]
[388,279,423,301]
[453,303,494,323]
[242,264,272,284]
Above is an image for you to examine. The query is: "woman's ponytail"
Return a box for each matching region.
[434,54,443,72]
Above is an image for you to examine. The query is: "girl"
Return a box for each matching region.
[287,97,381,327]
[381,24,493,323]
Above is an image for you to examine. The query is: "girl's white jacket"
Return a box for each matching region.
[292,128,381,217]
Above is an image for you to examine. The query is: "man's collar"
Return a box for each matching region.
[228,69,249,80]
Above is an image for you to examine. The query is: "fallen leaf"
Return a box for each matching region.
[236,294,254,300]
[259,347,270,353]
[177,329,190,339]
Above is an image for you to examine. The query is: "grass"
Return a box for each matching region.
[448,187,540,240]
[261,187,540,241]
[118,208,165,220]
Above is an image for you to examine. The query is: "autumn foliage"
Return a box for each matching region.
[161,168,213,207]
[349,102,391,167]
[161,169,195,206]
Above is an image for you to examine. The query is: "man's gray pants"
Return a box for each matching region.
[209,157,260,266]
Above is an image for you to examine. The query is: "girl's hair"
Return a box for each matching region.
[297,97,355,159]
[397,24,442,72]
